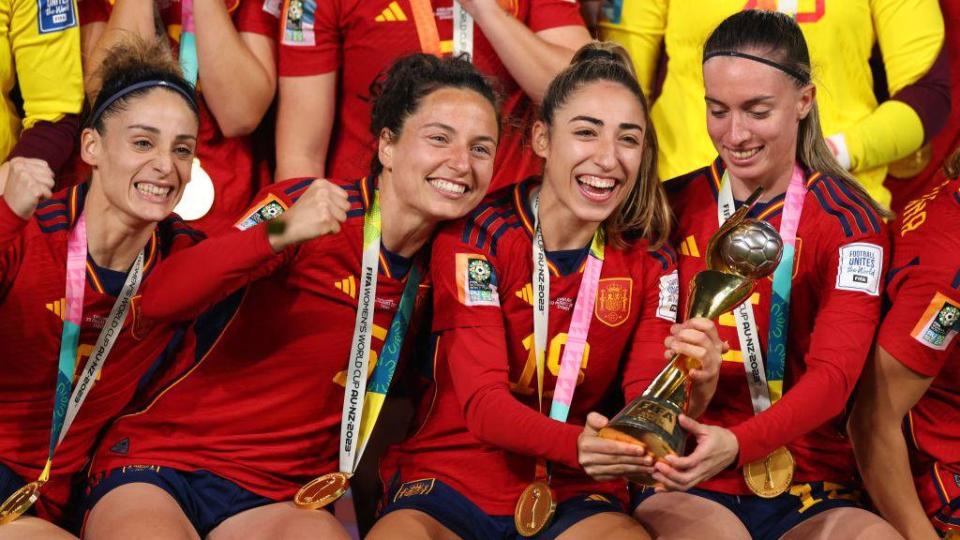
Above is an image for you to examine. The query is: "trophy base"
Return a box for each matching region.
[599,395,686,461]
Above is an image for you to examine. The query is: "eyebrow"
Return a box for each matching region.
[569,115,644,131]
[422,122,497,144]
[127,124,197,141]
[705,95,776,108]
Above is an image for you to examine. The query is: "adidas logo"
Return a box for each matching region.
[46,298,66,320]
[515,283,533,305]
[335,276,357,299]
[375,1,407,21]
[678,235,700,257]
[110,438,130,455]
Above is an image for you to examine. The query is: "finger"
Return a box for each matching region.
[653,462,698,491]
[686,317,722,345]
[38,186,53,200]
[585,463,657,478]
[667,341,707,363]
[585,411,609,433]
[332,206,348,224]
[650,468,690,492]
[673,327,712,349]
[580,437,648,458]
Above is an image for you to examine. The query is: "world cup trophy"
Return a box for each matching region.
[598,188,783,483]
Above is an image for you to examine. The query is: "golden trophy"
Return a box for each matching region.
[599,188,783,479]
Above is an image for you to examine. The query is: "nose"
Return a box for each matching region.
[727,113,751,146]
[593,135,617,171]
[447,144,471,176]
[152,151,174,176]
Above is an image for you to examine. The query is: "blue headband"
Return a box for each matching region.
[88,80,198,127]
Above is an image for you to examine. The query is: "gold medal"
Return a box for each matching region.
[294,472,349,510]
[743,446,794,498]
[514,481,557,537]
[0,481,43,525]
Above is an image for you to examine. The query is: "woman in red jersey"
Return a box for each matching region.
[849,148,960,539]
[80,0,280,234]
[369,42,723,540]
[579,10,899,540]
[79,54,501,540]
[0,40,203,540]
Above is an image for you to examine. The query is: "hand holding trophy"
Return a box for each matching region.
[598,188,783,484]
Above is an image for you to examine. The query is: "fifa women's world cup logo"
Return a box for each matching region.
[599,188,783,483]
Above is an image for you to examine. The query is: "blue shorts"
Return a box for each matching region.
[81,466,276,536]
[381,476,624,540]
[0,462,34,519]
[631,482,863,540]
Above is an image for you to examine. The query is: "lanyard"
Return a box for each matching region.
[180,0,198,86]
[717,165,806,412]
[337,190,422,475]
[42,214,144,482]
[409,0,475,60]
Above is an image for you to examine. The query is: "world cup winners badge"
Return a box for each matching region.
[456,254,500,307]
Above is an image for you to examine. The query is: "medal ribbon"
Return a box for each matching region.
[338,189,422,475]
[42,214,145,482]
[179,0,199,86]
[408,0,474,60]
[717,164,806,412]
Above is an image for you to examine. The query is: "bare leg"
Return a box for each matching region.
[557,511,652,540]
[365,509,460,540]
[779,507,904,540]
[0,516,77,540]
[208,501,351,540]
[633,492,750,540]
[84,482,198,540]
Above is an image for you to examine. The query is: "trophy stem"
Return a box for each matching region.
[645,354,697,402]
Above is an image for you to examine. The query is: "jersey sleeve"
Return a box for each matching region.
[838,0,946,172]
[596,0,666,99]
[0,197,27,290]
[277,0,338,76]
[234,0,281,36]
[77,0,109,24]
[729,224,889,466]
[526,0,584,33]
[622,248,679,401]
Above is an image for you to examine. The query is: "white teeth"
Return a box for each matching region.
[731,148,761,159]
[577,175,616,189]
[429,179,467,195]
[136,183,172,198]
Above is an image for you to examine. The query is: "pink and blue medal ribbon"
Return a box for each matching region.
[179,0,198,86]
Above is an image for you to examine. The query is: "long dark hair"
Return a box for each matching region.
[703,10,890,217]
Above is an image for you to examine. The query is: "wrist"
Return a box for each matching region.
[470,0,507,28]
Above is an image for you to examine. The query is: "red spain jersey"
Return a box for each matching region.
[667,158,888,495]
[278,0,583,191]
[877,178,960,525]
[88,177,431,502]
[0,183,202,524]
[78,0,280,235]
[382,178,679,515]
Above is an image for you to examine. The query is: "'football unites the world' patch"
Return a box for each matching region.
[835,242,883,296]
[657,270,680,322]
[911,292,960,351]
[455,253,499,307]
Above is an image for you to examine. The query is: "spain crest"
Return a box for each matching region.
[595,278,632,327]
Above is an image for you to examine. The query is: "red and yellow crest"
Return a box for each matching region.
[595,278,632,327]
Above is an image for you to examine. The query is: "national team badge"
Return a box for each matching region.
[234,194,288,231]
[456,253,499,307]
[911,292,960,351]
[595,278,632,327]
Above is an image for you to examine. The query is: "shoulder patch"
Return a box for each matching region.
[37,0,77,33]
[656,270,679,322]
[911,292,960,351]
[234,193,288,231]
[281,0,315,46]
[835,242,883,296]
[455,253,499,307]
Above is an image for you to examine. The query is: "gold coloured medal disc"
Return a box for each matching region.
[743,446,794,498]
[0,481,43,525]
[514,481,557,537]
[294,472,349,510]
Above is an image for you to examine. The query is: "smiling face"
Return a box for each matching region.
[81,88,199,224]
[377,86,499,222]
[703,52,813,188]
[534,79,647,226]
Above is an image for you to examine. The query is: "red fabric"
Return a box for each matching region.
[7,116,80,174]
[278,0,584,191]
[79,0,280,235]
[884,0,960,213]
[88,177,432,503]
[667,158,888,495]
[383,179,676,515]
[878,179,960,527]
[0,184,201,524]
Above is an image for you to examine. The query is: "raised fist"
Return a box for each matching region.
[1,158,55,220]
[268,179,350,251]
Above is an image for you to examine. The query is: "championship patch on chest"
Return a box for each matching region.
[595,277,632,327]
[911,292,960,351]
[234,194,288,231]
[37,0,77,33]
[281,0,316,46]
[835,242,882,296]
[656,270,679,322]
[455,253,499,307]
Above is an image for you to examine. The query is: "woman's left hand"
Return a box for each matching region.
[664,317,723,397]
[650,415,739,491]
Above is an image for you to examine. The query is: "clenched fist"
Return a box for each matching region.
[268,179,350,252]
[1,158,55,220]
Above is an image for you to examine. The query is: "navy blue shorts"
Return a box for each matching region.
[0,462,34,519]
[631,482,863,540]
[81,466,276,536]
[381,476,624,540]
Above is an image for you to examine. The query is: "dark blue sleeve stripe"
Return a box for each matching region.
[650,249,669,270]
[952,268,960,290]
[811,184,853,237]
[37,198,66,210]
[39,222,69,233]
[347,209,365,218]
[283,178,314,196]
[822,180,868,235]
[488,221,521,256]
[830,179,881,233]
[886,256,919,283]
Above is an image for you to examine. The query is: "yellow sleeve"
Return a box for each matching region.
[10,0,83,130]
[841,0,944,173]
[597,0,667,99]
